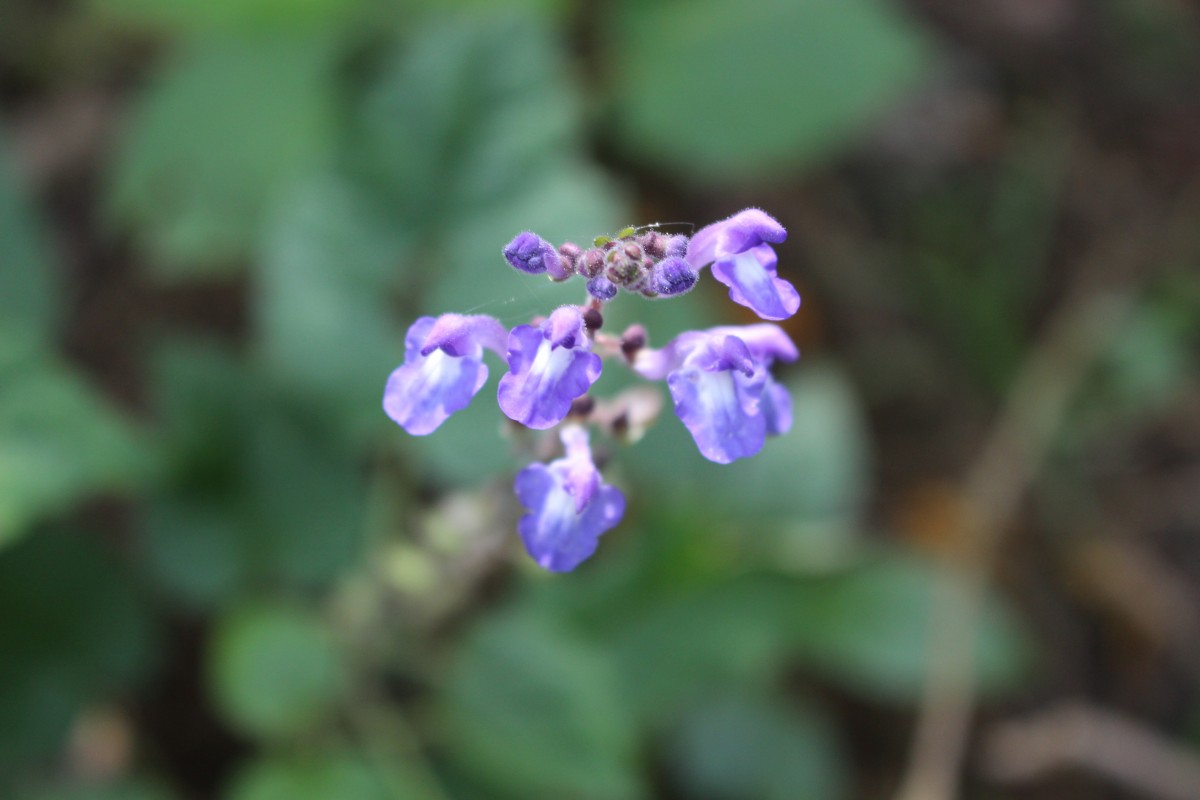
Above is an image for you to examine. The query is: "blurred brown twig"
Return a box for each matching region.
[892,169,1200,800]
[982,702,1200,800]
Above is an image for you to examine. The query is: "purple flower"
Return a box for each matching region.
[498,306,602,429]
[634,324,798,463]
[383,314,507,435]
[514,426,625,572]
[586,274,618,301]
[649,256,698,296]
[503,231,562,276]
[686,208,800,321]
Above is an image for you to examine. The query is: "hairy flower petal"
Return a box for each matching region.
[686,208,787,270]
[384,314,505,435]
[666,334,768,463]
[686,209,797,321]
[503,231,560,275]
[498,306,601,429]
[515,427,624,572]
[710,246,801,321]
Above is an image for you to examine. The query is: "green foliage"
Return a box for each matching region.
[351,12,584,225]
[225,751,396,800]
[1064,275,1200,448]
[0,134,60,343]
[18,780,176,800]
[107,36,337,275]
[667,693,845,800]
[786,554,1032,701]
[255,174,407,442]
[91,0,360,34]
[139,341,367,606]
[209,604,346,740]
[0,340,147,548]
[442,611,644,800]
[609,553,1030,718]
[0,532,157,774]
[609,0,928,181]
[612,575,799,722]
[0,3,1079,797]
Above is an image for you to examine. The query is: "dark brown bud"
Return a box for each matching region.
[569,395,595,418]
[623,242,643,261]
[558,241,582,268]
[582,307,603,332]
[579,248,605,278]
[639,231,666,259]
[610,411,629,437]
[620,324,647,360]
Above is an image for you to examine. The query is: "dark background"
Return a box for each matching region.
[2,0,1200,798]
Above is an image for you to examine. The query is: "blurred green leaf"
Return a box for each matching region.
[0,532,157,774]
[788,553,1033,701]
[609,551,1030,720]
[256,173,406,441]
[225,751,398,800]
[396,0,568,16]
[1062,279,1200,449]
[613,574,798,723]
[107,36,337,275]
[442,611,644,800]
[244,403,368,587]
[140,339,368,605]
[91,0,359,34]
[141,493,250,609]
[352,11,585,227]
[667,693,845,800]
[610,0,928,180]
[18,779,176,800]
[0,133,60,343]
[210,603,345,740]
[0,341,147,547]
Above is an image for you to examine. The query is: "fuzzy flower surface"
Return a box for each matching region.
[384,209,802,572]
[503,231,561,276]
[498,306,602,430]
[514,426,625,572]
[686,208,799,321]
[636,324,798,463]
[383,314,506,435]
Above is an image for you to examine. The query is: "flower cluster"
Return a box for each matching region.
[384,209,800,572]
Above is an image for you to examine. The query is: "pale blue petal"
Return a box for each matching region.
[711,246,800,321]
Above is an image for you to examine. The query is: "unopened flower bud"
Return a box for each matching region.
[665,235,688,259]
[649,256,698,296]
[503,232,557,275]
[586,275,617,301]
[558,241,582,267]
[546,253,573,282]
[606,259,640,285]
[579,248,605,278]
[620,324,646,360]
[639,231,666,259]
